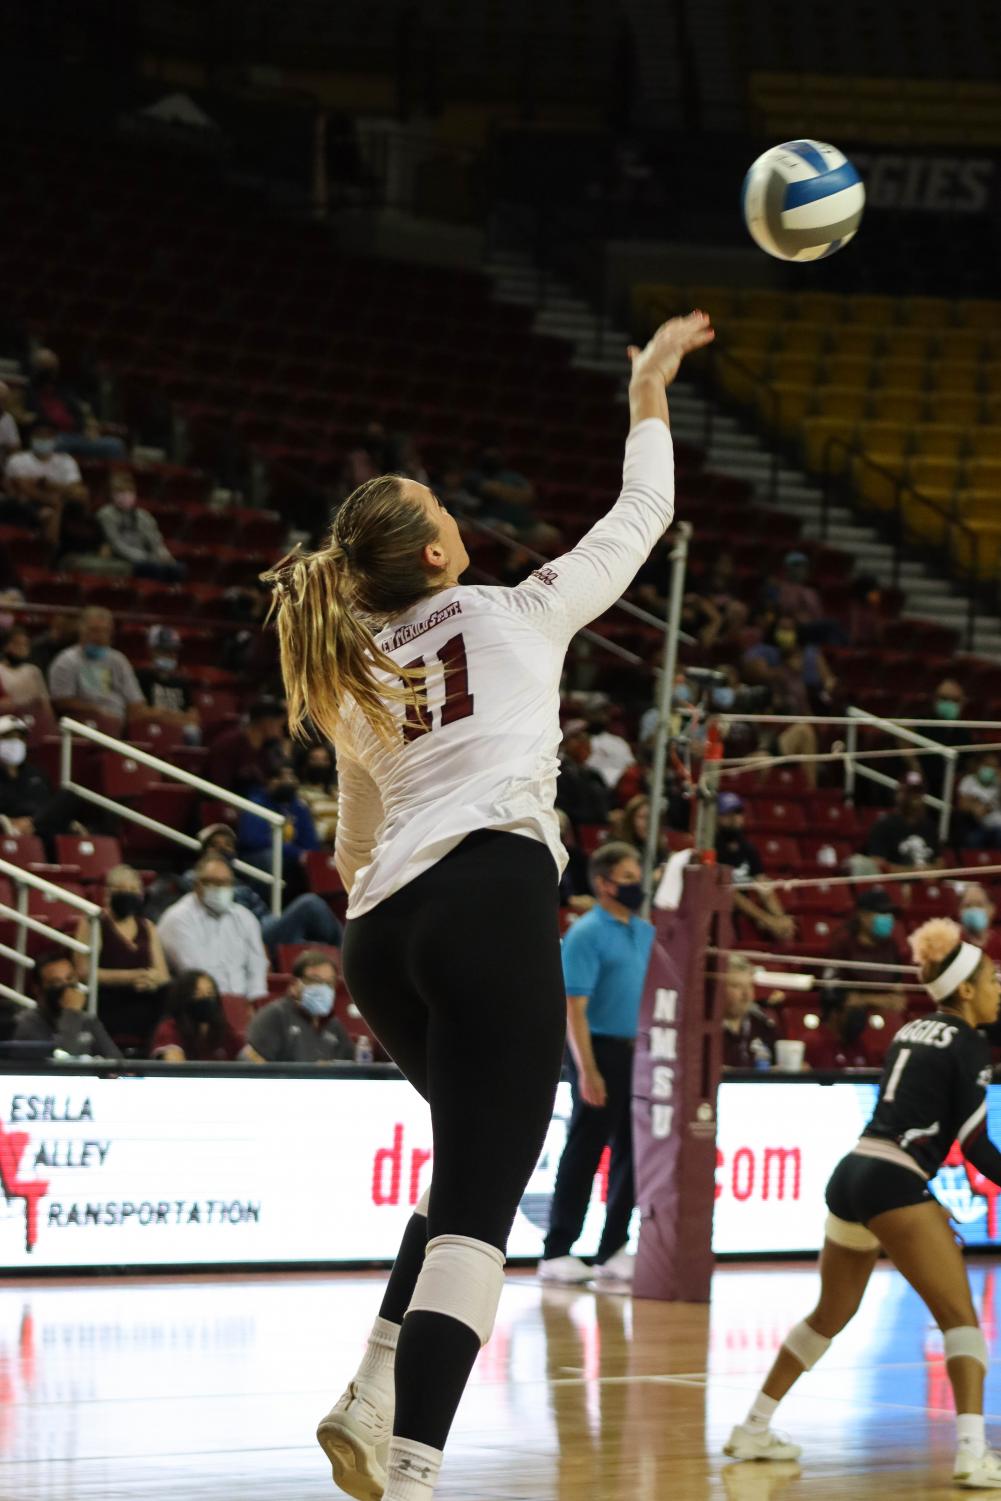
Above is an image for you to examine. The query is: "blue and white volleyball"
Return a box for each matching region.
[741,140,865,262]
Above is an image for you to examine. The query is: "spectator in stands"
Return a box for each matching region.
[207,699,287,796]
[0,626,50,712]
[955,751,1001,850]
[26,348,125,461]
[703,551,749,638]
[48,606,153,731]
[73,864,170,1053]
[915,677,967,799]
[294,743,338,845]
[744,613,836,713]
[0,382,21,466]
[958,883,1001,964]
[848,574,886,648]
[610,794,670,866]
[196,822,341,946]
[557,809,594,913]
[96,470,184,581]
[822,887,907,1010]
[0,713,91,845]
[715,792,794,942]
[866,772,942,872]
[13,950,121,1059]
[243,951,353,1064]
[29,611,78,676]
[555,720,611,830]
[157,855,269,1003]
[803,991,875,1071]
[136,625,201,740]
[584,699,635,790]
[464,442,557,549]
[237,764,319,897]
[3,419,86,546]
[151,970,245,1062]
[721,954,777,1069]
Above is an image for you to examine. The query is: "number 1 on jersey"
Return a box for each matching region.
[402,633,475,744]
[884,1047,911,1102]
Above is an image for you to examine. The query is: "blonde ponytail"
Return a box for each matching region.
[262,475,441,748]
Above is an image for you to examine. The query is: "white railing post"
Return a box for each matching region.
[270,823,283,918]
[940,748,958,846]
[0,856,103,1012]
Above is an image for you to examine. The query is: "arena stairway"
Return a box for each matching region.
[486,250,1001,661]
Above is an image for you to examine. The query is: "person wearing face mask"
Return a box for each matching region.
[244,952,353,1064]
[157,856,270,1002]
[906,678,968,800]
[744,612,836,714]
[0,713,94,847]
[136,625,202,742]
[48,606,153,732]
[26,347,125,460]
[294,744,339,845]
[236,764,319,899]
[96,470,185,581]
[151,970,245,1062]
[823,887,907,1012]
[4,419,87,546]
[0,626,50,712]
[539,842,653,1287]
[956,752,1001,850]
[13,951,121,1059]
[958,885,1001,965]
[72,865,170,1053]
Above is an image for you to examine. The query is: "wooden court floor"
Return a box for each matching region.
[0,1259,996,1499]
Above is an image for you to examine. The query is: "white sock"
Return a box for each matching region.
[957,1414,987,1456]
[382,1436,442,1500]
[744,1392,779,1433]
[354,1315,398,1397]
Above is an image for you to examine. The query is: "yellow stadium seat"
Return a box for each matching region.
[687,285,739,321]
[875,358,927,392]
[858,420,910,459]
[930,360,981,394]
[632,284,683,332]
[717,352,768,407]
[947,330,986,363]
[951,522,1001,581]
[802,416,858,474]
[982,362,1001,393]
[867,389,924,424]
[853,455,902,513]
[967,427,1001,461]
[849,295,898,326]
[795,292,846,324]
[910,423,968,459]
[909,456,960,493]
[826,354,873,389]
[903,491,953,547]
[891,329,935,361]
[779,322,827,358]
[902,297,954,328]
[764,382,815,437]
[829,327,879,359]
[741,290,790,323]
[956,490,1000,524]
[965,458,1001,491]
[771,354,820,386]
[958,301,1001,330]
[934,393,984,425]
[725,317,775,349]
[815,385,869,421]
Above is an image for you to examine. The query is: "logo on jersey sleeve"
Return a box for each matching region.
[530,566,559,587]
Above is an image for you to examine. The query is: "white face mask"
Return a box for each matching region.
[0,739,27,768]
[201,885,234,915]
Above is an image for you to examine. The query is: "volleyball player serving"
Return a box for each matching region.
[727,917,1001,1488]
[265,310,713,1501]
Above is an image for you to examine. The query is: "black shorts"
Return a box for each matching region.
[825,1150,935,1227]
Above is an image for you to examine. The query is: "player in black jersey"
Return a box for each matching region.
[726,917,1001,1488]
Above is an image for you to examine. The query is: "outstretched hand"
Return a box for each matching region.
[628,310,714,389]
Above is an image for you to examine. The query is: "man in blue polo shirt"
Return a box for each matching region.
[539,840,654,1286]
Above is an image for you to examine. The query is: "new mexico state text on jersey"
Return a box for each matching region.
[333,418,676,918]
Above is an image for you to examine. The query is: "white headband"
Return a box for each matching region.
[926,942,983,1002]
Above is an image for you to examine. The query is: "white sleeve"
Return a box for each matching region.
[491,418,674,646]
[334,745,384,894]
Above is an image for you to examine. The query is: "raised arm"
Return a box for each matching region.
[501,312,714,644]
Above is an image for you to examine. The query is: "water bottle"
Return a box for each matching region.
[354,1034,374,1065]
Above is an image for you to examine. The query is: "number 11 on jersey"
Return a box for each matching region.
[402,633,475,744]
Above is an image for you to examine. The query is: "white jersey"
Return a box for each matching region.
[335,417,674,917]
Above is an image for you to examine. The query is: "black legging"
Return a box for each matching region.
[342,829,568,1252]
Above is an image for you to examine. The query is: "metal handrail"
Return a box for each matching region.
[844,705,957,844]
[0,854,101,1014]
[820,432,981,649]
[58,718,286,917]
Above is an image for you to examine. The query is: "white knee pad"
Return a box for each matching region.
[407,1234,505,1347]
[825,1212,879,1253]
[944,1326,989,1371]
[784,1319,832,1371]
[414,1187,430,1217]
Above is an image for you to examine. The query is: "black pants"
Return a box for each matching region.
[342,830,568,1252]
[543,1034,635,1264]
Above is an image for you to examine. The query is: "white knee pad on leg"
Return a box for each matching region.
[407,1234,505,1346]
[414,1187,430,1217]
[784,1319,832,1370]
[945,1326,989,1370]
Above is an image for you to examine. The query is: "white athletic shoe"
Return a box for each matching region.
[538,1254,592,1285]
[954,1448,1001,1488]
[723,1424,802,1462]
[593,1247,634,1285]
[317,1381,391,1501]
